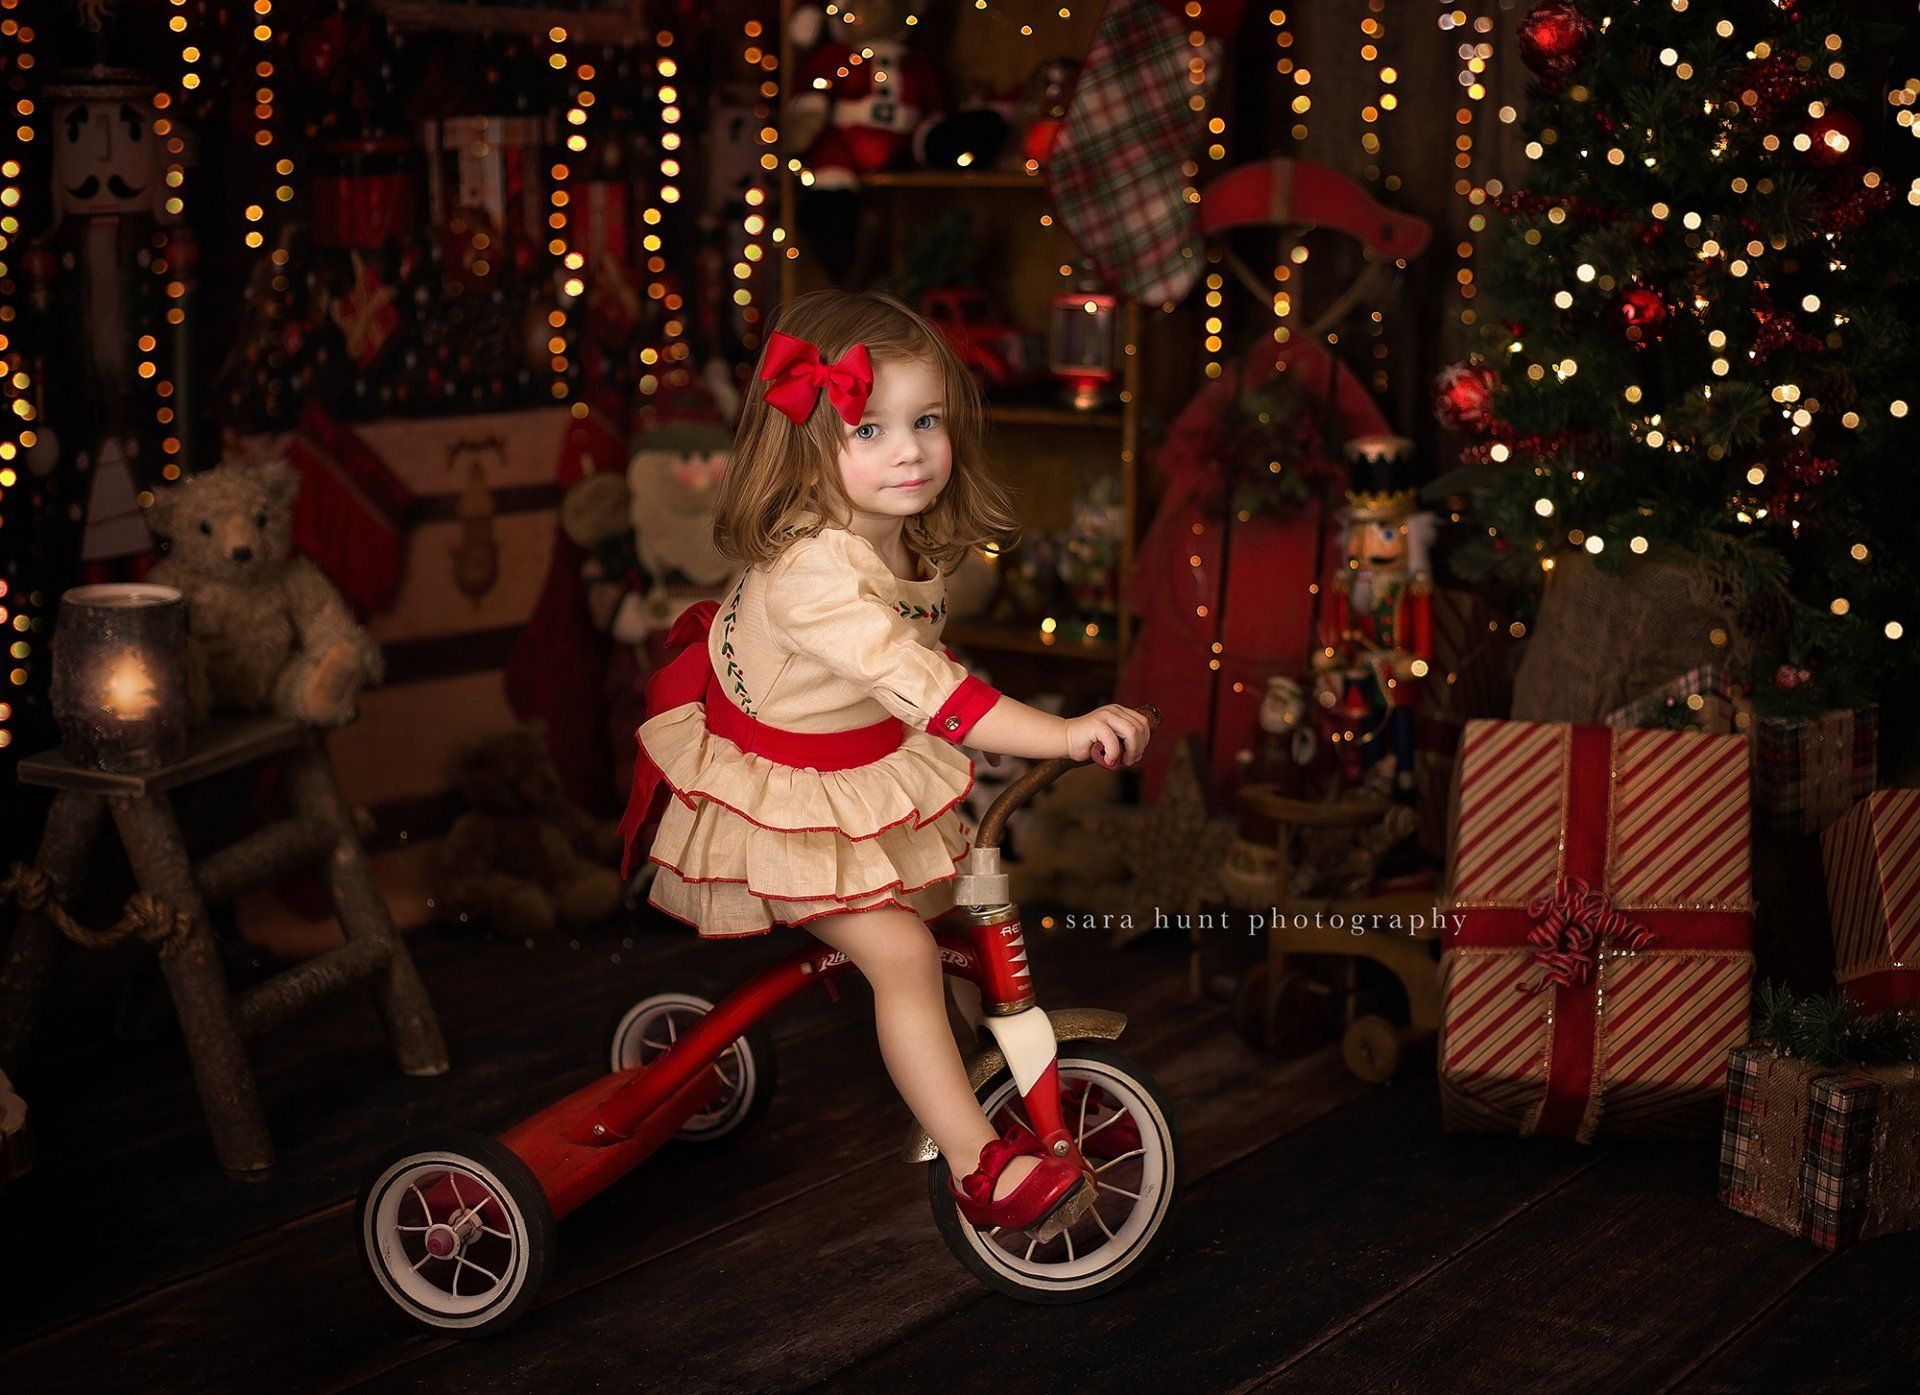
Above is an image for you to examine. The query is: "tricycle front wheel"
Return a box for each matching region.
[928,1041,1181,1303]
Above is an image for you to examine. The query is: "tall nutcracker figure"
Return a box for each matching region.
[1314,435,1434,802]
[37,66,171,564]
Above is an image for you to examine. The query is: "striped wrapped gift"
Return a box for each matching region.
[1822,790,1920,1013]
[1439,720,1755,1143]
[1720,1045,1920,1250]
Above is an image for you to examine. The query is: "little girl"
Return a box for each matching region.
[619,288,1152,1234]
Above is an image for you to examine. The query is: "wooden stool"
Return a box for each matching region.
[0,714,449,1178]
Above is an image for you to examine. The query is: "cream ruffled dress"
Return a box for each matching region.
[638,525,989,937]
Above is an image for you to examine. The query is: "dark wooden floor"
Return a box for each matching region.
[2,909,1916,1394]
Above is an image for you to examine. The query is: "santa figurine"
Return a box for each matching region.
[1314,435,1434,803]
[783,0,941,281]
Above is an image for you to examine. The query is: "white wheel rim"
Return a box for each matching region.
[958,1058,1175,1291]
[363,1152,532,1328]
[610,993,758,1140]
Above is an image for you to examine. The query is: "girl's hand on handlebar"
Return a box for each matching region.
[1064,704,1153,770]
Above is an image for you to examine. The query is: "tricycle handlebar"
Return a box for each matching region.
[972,704,1162,852]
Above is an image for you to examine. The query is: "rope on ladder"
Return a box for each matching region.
[1,862,194,961]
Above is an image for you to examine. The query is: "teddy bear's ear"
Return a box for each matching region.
[254,458,301,511]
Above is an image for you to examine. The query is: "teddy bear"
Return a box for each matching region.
[431,729,625,937]
[146,458,384,728]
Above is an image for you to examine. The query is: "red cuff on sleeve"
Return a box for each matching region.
[929,674,1001,744]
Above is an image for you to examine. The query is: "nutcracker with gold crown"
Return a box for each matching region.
[1313,435,1434,803]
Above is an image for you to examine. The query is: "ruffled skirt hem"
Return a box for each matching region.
[636,703,972,937]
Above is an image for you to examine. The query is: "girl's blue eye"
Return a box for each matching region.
[853,423,879,441]
[915,413,941,430]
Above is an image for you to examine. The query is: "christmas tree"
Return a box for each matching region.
[1439,0,1918,720]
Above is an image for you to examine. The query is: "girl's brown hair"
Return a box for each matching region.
[713,289,1018,572]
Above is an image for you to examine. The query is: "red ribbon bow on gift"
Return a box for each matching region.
[758,331,874,427]
[1517,877,1658,992]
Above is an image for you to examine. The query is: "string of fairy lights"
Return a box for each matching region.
[1359,0,1396,396]
[545,23,585,404]
[0,0,32,747]
[734,18,778,357]
[1267,7,1302,363]
[1440,4,1495,328]
[643,27,687,400]
[239,0,278,252]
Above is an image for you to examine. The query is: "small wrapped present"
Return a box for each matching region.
[1439,720,1754,1142]
[1603,664,1740,735]
[1720,1045,1920,1250]
[1823,790,1920,1012]
[1752,706,1877,836]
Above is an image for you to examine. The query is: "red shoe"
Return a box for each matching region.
[948,1135,1089,1235]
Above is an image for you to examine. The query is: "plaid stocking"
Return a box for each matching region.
[1047,0,1245,308]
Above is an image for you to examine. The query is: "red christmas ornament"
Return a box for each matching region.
[1517,2,1597,78]
[1774,664,1814,692]
[1803,110,1862,168]
[1433,361,1500,434]
[1612,284,1669,346]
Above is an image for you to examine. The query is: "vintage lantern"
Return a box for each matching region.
[51,584,191,773]
[1047,288,1117,411]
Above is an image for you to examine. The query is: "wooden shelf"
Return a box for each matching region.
[945,619,1119,663]
[862,168,1046,191]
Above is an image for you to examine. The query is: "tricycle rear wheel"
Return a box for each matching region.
[608,976,778,1144]
[358,1130,554,1336]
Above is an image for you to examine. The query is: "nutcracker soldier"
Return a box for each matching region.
[38,67,172,565]
[1314,435,1434,803]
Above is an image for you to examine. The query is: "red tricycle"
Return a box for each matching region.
[358,719,1182,1333]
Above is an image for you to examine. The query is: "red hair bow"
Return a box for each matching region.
[758,331,874,427]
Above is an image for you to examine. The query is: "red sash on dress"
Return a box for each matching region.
[617,602,906,877]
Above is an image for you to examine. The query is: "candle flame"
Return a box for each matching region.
[100,648,160,720]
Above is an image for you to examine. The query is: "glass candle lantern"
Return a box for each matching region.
[1047,290,1118,411]
[51,584,191,774]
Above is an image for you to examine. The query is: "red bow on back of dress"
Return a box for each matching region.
[759,331,873,427]
[617,600,720,877]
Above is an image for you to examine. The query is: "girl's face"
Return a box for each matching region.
[834,355,952,525]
